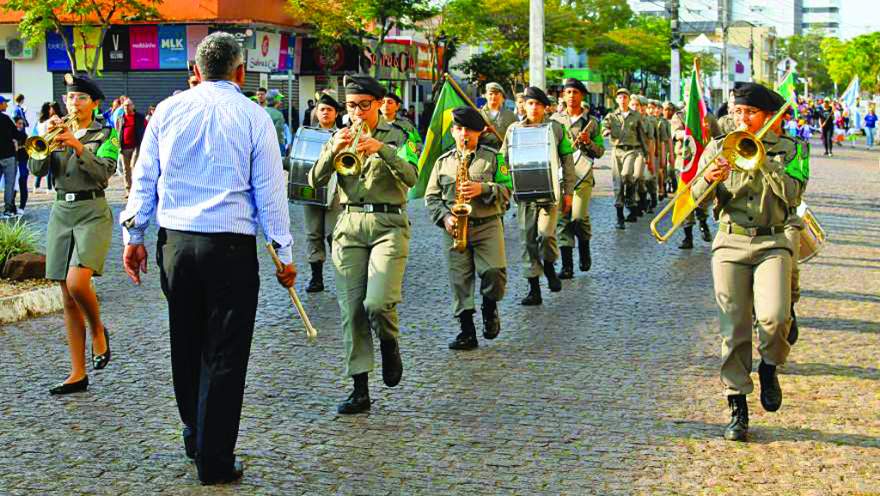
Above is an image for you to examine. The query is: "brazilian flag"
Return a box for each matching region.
[407,80,467,199]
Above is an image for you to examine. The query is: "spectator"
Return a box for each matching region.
[514,92,526,121]
[0,96,18,217]
[110,96,127,127]
[818,98,835,156]
[864,105,877,150]
[262,90,286,155]
[145,105,156,123]
[302,99,315,127]
[406,104,416,124]
[114,98,146,192]
[255,87,268,107]
[13,117,29,214]
[12,94,28,128]
[33,101,62,191]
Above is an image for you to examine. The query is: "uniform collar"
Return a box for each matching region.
[375,119,392,132]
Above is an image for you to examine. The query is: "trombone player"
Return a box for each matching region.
[309,75,416,414]
[691,83,804,442]
[425,107,512,350]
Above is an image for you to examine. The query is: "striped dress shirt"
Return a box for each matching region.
[121,80,293,263]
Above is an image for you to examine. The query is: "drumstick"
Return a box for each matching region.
[265,243,318,340]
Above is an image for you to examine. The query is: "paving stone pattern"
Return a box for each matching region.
[0,143,877,495]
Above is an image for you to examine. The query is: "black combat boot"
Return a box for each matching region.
[788,303,799,345]
[558,247,575,279]
[575,228,591,272]
[615,206,626,230]
[543,260,562,292]
[481,298,501,340]
[758,360,782,412]
[305,262,324,293]
[678,226,694,249]
[380,339,403,387]
[520,277,542,306]
[625,206,639,223]
[449,310,478,350]
[724,394,749,441]
[337,372,370,414]
[699,218,712,242]
[648,189,658,213]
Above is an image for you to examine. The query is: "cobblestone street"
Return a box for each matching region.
[0,142,877,495]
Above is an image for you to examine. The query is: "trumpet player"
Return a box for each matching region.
[692,83,804,442]
[425,106,512,350]
[501,86,575,306]
[309,75,417,415]
[551,78,604,277]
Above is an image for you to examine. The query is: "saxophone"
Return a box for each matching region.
[450,138,474,253]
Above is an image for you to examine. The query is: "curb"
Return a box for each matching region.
[0,284,63,324]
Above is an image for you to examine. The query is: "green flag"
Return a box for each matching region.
[408,81,467,199]
[777,71,799,119]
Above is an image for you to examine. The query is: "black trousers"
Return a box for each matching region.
[822,127,834,154]
[157,228,260,482]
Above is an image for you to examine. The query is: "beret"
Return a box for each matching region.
[524,86,550,106]
[317,93,341,110]
[485,82,505,95]
[563,78,588,95]
[64,73,105,101]
[384,92,402,105]
[452,106,485,131]
[616,88,630,96]
[733,83,784,112]
[345,74,386,99]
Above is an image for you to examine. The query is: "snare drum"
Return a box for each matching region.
[288,127,335,206]
[507,124,561,204]
[796,201,827,263]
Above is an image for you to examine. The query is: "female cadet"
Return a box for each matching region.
[29,75,118,394]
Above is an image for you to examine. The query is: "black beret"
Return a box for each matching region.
[563,78,588,95]
[345,74,386,99]
[64,73,105,101]
[384,92,402,105]
[451,106,485,131]
[733,83,784,112]
[523,86,550,106]
[317,93,341,110]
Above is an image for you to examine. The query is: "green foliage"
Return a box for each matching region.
[1,0,161,77]
[0,219,38,270]
[590,14,675,90]
[778,31,834,96]
[819,31,880,93]
[453,51,520,95]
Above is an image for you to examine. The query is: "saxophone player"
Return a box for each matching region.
[425,107,512,350]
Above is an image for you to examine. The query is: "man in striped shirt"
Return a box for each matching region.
[120,32,295,486]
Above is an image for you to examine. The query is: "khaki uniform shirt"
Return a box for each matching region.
[501,118,576,196]
[479,105,518,150]
[718,114,738,135]
[602,110,649,154]
[310,120,417,205]
[28,118,118,192]
[424,145,511,225]
[691,131,803,227]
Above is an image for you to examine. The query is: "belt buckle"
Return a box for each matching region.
[363,204,375,213]
[65,193,76,202]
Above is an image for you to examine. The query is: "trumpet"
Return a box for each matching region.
[25,112,80,160]
[333,118,370,176]
[649,102,790,243]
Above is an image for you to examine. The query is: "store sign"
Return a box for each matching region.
[277,34,292,72]
[295,37,360,75]
[46,28,73,72]
[130,25,159,70]
[74,27,103,72]
[102,25,130,72]
[213,27,255,50]
[246,31,281,73]
[361,42,416,81]
[158,25,187,69]
[416,43,433,81]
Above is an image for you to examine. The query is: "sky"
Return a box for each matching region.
[841,0,880,39]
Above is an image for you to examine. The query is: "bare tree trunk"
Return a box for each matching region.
[88,26,109,79]
[57,24,78,76]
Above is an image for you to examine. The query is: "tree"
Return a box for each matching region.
[2,0,161,78]
[453,51,520,95]
[821,32,880,94]
[778,31,834,96]
[287,0,434,78]
[590,15,672,91]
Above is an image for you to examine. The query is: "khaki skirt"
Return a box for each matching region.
[45,197,113,280]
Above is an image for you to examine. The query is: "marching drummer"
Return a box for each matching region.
[500,86,575,306]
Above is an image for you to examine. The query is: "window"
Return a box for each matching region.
[803,7,839,14]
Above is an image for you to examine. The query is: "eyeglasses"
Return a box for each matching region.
[66,94,92,103]
[345,99,375,111]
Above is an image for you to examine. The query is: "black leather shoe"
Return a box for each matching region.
[92,327,111,370]
[615,207,626,230]
[337,390,371,414]
[448,332,478,350]
[200,461,244,485]
[625,209,639,223]
[521,277,542,306]
[758,361,782,412]
[380,339,403,387]
[49,376,89,395]
[481,299,500,340]
[305,262,324,293]
[183,426,197,460]
[558,247,574,280]
[788,305,799,345]
[724,394,749,441]
[543,261,562,292]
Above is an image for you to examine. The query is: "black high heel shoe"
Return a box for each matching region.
[49,376,89,395]
[92,327,111,370]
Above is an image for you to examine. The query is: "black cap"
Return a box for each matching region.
[452,106,485,131]
[64,73,105,101]
[384,92,403,105]
[733,83,784,112]
[344,74,386,99]
[524,86,550,106]
[317,93,341,110]
[563,78,588,95]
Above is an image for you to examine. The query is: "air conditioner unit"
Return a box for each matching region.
[5,38,35,60]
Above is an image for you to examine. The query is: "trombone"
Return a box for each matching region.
[649,102,790,243]
[25,112,80,160]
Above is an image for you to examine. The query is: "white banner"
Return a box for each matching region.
[247,31,281,73]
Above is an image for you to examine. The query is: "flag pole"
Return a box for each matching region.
[443,73,504,142]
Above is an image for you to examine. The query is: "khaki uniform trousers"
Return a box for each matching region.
[712,231,793,396]
[611,147,642,207]
[332,211,410,377]
[444,217,507,317]
[784,222,802,304]
[303,204,341,263]
[557,174,593,246]
[518,202,559,278]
